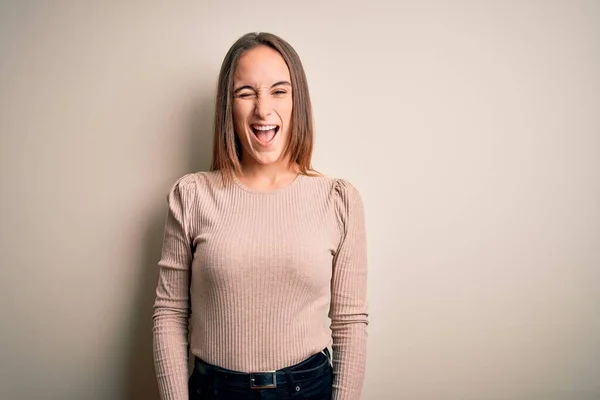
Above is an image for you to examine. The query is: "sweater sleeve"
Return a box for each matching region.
[330,179,369,400]
[152,175,196,400]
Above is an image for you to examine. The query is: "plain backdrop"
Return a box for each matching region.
[1,1,599,399]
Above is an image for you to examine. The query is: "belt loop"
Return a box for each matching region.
[321,348,332,366]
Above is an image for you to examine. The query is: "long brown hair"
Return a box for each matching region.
[210,32,317,183]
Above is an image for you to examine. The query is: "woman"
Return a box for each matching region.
[152,32,368,400]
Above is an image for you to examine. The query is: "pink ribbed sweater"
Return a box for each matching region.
[152,170,368,400]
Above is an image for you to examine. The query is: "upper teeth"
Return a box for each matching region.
[253,125,277,131]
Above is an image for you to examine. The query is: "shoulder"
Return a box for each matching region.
[333,179,364,219]
[313,174,365,232]
[166,170,222,197]
[311,173,363,203]
[166,172,197,197]
[333,178,362,201]
[302,172,362,196]
[303,172,364,217]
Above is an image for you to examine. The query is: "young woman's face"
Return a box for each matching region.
[232,45,293,167]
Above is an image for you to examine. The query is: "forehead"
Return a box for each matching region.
[233,45,291,85]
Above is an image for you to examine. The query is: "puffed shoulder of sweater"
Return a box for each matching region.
[165,172,199,197]
[332,177,364,226]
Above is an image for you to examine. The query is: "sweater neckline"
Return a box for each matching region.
[232,172,303,194]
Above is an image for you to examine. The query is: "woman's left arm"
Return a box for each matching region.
[329,180,369,400]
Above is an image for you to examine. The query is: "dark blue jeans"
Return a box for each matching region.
[189,349,333,400]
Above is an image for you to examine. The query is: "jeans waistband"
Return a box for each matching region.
[193,349,331,389]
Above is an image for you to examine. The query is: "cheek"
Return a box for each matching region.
[279,100,293,123]
[232,103,249,129]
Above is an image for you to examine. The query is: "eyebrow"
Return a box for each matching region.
[233,81,291,94]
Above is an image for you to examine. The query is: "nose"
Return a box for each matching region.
[253,96,272,119]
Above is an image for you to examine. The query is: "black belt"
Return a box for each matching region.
[193,349,331,390]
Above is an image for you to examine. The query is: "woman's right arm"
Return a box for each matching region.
[152,176,196,400]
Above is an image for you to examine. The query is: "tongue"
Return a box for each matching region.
[255,129,276,143]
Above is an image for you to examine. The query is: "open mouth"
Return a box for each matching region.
[251,124,279,145]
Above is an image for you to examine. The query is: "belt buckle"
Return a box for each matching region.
[250,371,277,389]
